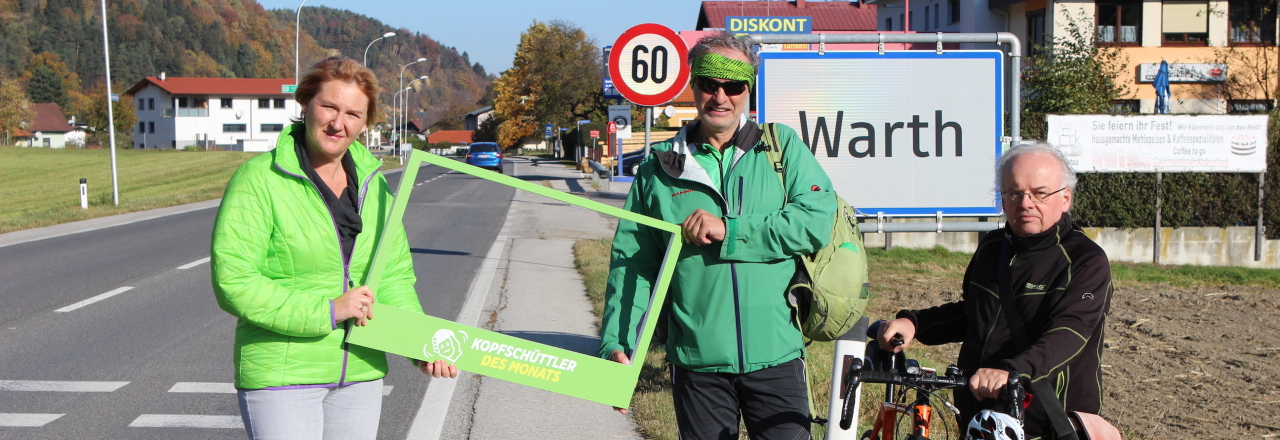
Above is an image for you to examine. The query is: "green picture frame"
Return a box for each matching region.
[347,150,681,408]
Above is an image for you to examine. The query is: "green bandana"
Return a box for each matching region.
[690,53,756,90]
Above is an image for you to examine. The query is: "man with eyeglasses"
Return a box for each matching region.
[599,32,835,439]
[874,143,1114,438]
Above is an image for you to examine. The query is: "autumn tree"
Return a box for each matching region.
[85,85,136,149]
[0,75,34,146]
[494,20,601,147]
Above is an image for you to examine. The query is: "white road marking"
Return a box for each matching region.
[0,380,128,392]
[176,257,210,270]
[55,286,134,313]
[405,187,517,439]
[0,413,63,427]
[383,385,393,396]
[128,414,243,429]
[168,382,235,394]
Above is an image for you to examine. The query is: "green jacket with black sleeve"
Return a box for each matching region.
[598,117,836,374]
[211,123,422,390]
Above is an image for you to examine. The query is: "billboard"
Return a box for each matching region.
[1046,114,1268,173]
[758,51,1005,216]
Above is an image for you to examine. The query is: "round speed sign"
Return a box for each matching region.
[609,24,690,107]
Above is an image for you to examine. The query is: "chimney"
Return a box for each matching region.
[796,0,806,8]
[159,72,166,81]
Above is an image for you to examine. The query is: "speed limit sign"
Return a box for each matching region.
[609,24,690,107]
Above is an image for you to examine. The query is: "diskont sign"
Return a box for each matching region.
[758,51,1006,216]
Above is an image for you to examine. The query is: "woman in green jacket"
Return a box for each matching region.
[211,57,455,440]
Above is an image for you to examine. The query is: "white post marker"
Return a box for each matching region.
[79,178,88,209]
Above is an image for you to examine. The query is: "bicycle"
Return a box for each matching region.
[833,322,1027,440]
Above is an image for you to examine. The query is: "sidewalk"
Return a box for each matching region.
[438,157,639,439]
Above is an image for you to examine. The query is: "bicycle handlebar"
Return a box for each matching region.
[853,369,967,390]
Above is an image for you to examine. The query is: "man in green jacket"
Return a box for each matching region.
[600,33,836,439]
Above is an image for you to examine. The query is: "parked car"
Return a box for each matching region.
[620,147,654,177]
[465,142,503,173]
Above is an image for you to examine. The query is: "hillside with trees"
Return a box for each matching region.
[0,0,492,144]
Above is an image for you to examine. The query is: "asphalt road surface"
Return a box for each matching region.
[0,159,515,439]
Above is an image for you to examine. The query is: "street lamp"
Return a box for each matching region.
[294,0,307,83]
[399,58,428,149]
[100,0,119,205]
[363,32,396,66]
[576,119,591,163]
[401,75,428,155]
[391,86,412,155]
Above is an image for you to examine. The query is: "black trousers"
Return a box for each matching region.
[671,358,812,440]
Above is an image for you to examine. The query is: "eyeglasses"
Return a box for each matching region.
[693,77,750,96]
[1000,187,1067,204]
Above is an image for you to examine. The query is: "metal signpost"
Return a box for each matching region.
[349,150,682,408]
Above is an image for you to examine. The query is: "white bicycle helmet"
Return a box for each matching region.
[966,410,1025,440]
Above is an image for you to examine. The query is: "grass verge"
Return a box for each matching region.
[573,241,1280,439]
[0,147,257,233]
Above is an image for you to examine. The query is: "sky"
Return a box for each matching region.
[255,0,705,75]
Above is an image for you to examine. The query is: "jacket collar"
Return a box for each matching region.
[1004,212,1075,254]
[272,123,379,181]
[655,114,762,191]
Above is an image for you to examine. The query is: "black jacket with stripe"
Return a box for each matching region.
[898,213,1113,438]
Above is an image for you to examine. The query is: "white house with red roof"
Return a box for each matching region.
[26,103,75,148]
[125,73,299,151]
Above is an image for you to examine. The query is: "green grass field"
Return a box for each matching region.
[0,147,404,234]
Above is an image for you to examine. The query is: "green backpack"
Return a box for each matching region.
[760,123,871,342]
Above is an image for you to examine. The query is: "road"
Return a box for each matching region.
[0,158,516,439]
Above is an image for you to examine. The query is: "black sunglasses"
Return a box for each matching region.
[693,77,750,96]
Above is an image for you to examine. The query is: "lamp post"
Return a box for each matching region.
[575,119,591,164]
[294,0,307,83]
[361,31,394,148]
[363,32,395,66]
[100,0,119,205]
[398,58,428,150]
[392,86,412,156]
[401,75,428,156]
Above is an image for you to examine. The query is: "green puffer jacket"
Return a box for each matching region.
[599,119,836,374]
[211,123,421,389]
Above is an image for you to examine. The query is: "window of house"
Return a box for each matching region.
[935,5,940,28]
[148,98,154,110]
[261,124,284,133]
[138,99,144,110]
[1230,0,1277,45]
[1163,1,1209,45]
[148,121,154,133]
[900,14,905,31]
[223,124,247,133]
[258,98,270,109]
[925,6,930,30]
[273,98,286,108]
[221,98,233,109]
[1228,99,1274,113]
[1097,1,1142,45]
[886,17,893,31]
[177,97,188,108]
[1027,10,1048,54]
[949,0,960,24]
[139,122,145,133]
[1111,100,1141,113]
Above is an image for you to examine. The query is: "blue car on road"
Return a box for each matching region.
[465,142,504,173]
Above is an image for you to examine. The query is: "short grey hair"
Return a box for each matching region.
[688,32,760,71]
[995,142,1078,193]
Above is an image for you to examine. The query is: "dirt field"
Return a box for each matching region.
[869,259,1280,439]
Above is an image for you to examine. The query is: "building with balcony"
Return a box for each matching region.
[866,0,1278,114]
[125,74,299,151]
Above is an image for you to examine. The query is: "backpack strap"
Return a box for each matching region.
[997,242,1080,440]
[761,122,826,426]
[760,122,786,195]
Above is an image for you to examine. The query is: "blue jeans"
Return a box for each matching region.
[237,379,383,440]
